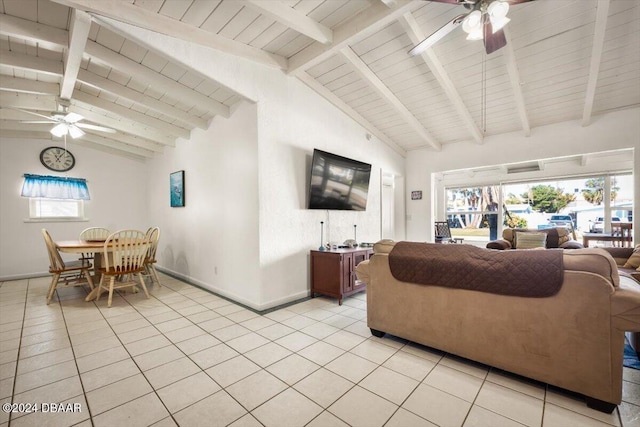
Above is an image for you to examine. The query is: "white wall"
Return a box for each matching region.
[108,20,406,310]
[146,102,261,306]
[0,138,149,280]
[406,108,640,243]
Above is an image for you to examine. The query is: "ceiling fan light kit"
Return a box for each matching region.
[462,0,510,40]
[410,0,531,57]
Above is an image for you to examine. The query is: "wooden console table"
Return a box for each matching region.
[310,247,373,305]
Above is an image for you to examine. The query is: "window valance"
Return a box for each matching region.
[21,174,90,200]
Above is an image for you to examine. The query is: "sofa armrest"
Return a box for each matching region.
[560,241,584,250]
[612,277,640,332]
[486,239,511,250]
[600,247,635,267]
[355,260,370,284]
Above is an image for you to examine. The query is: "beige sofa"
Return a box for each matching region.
[356,241,640,413]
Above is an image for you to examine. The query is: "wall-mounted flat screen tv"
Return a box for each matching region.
[308,149,372,211]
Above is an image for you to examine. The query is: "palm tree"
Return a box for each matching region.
[582,178,618,205]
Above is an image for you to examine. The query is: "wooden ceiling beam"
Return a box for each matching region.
[0,120,154,158]
[582,0,610,126]
[50,0,288,70]
[243,0,332,44]
[82,129,165,153]
[400,13,483,145]
[72,91,190,139]
[66,104,175,146]
[85,40,230,118]
[502,27,531,136]
[0,14,67,49]
[0,92,58,111]
[340,46,441,151]
[288,0,416,75]
[296,72,406,158]
[80,132,155,158]
[60,9,92,100]
[0,76,59,95]
[0,16,229,119]
[0,49,63,76]
[76,69,208,130]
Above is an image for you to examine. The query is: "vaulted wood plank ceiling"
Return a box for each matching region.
[1,0,638,159]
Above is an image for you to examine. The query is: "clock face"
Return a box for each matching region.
[40,147,75,172]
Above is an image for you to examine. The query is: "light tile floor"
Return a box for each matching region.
[1,274,640,427]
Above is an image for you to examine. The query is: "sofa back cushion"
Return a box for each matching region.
[515,232,547,249]
[503,227,571,248]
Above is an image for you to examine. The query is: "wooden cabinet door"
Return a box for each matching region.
[341,253,353,293]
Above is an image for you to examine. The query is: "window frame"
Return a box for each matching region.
[25,198,88,223]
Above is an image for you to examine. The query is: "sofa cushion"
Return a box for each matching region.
[515,232,547,249]
[623,245,640,269]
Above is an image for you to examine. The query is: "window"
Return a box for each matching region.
[29,198,85,220]
[21,174,90,222]
[446,186,501,240]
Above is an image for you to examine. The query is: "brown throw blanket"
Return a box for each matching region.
[388,242,564,297]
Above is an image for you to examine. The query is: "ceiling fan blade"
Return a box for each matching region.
[18,120,54,124]
[409,14,467,56]
[483,21,507,54]
[76,123,117,133]
[63,112,84,123]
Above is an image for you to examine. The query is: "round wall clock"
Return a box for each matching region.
[40,146,76,172]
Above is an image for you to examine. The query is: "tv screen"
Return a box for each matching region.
[308,149,372,211]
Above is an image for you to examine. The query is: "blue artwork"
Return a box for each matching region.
[170,171,185,207]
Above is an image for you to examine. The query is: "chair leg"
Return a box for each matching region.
[107,276,116,308]
[150,265,161,287]
[137,273,150,299]
[46,273,60,305]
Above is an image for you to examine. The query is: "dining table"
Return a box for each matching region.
[56,239,111,302]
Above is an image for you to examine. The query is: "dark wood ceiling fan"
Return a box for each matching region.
[409,0,534,57]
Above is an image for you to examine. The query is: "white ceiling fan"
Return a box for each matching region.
[16,99,116,138]
[409,0,534,57]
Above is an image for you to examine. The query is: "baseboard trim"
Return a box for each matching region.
[0,271,49,282]
[156,266,311,314]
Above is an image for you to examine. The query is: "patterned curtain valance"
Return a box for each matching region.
[21,174,90,200]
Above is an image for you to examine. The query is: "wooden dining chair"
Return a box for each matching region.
[78,227,110,263]
[41,229,94,305]
[612,223,633,247]
[143,227,162,287]
[96,229,150,307]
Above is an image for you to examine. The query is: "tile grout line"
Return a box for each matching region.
[55,285,95,427]
[5,278,30,427]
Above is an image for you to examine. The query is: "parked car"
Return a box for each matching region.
[548,215,574,228]
[589,216,621,233]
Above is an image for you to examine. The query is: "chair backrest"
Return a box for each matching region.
[145,227,160,260]
[434,221,452,239]
[612,223,633,247]
[80,227,110,240]
[41,229,65,271]
[104,229,149,273]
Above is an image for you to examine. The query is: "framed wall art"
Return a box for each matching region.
[170,170,185,207]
